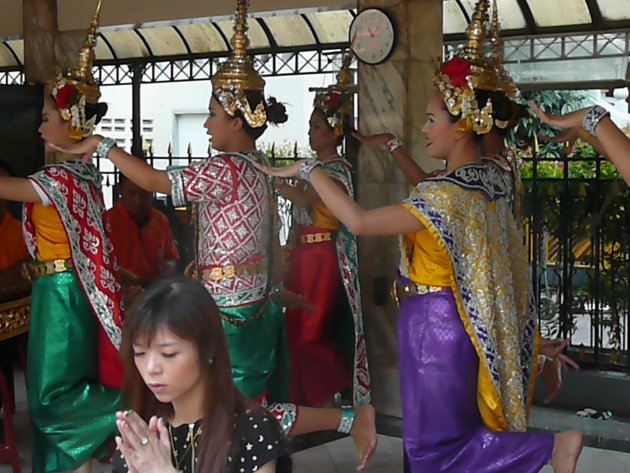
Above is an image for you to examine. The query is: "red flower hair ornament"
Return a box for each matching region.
[441,57,472,88]
[55,84,78,110]
[327,92,342,108]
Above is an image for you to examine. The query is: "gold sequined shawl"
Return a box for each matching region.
[401,160,538,432]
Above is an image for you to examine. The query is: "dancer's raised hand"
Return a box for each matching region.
[351,132,394,146]
[50,135,103,163]
[255,159,307,179]
[530,101,588,131]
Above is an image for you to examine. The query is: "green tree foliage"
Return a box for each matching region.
[512,91,627,356]
[507,89,593,158]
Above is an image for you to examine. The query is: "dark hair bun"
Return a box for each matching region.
[93,102,109,125]
[266,96,288,125]
[476,90,526,128]
[85,101,109,125]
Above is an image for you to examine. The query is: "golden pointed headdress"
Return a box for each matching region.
[312,49,354,136]
[211,0,267,129]
[433,0,519,134]
[51,0,102,140]
[489,0,519,102]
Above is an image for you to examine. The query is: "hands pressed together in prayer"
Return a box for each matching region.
[115,410,177,473]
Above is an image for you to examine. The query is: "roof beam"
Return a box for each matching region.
[514,0,537,35]
[583,0,603,28]
[454,0,470,24]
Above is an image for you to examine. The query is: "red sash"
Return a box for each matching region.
[24,161,123,388]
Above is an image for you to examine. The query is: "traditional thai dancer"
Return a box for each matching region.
[0,2,122,471]
[257,1,583,472]
[277,51,368,407]
[54,1,376,468]
[354,0,579,404]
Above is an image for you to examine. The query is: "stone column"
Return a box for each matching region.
[55,29,91,73]
[23,0,58,85]
[356,0,442,418]
[23,0,89,163]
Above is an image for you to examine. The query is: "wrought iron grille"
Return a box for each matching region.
[0,70,24,85]
[521,155,630,371]
[4,30,630,85]
[444,30,630,64]
[2,47,349,86]
[92,48,348,85]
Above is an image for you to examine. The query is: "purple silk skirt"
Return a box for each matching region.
[398,288,554,473]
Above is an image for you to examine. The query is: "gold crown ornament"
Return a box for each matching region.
[312,50,354,136]
[489,0,519,103]
[211,0,267,129]
[433,0,518,135]
[51,0,103,140]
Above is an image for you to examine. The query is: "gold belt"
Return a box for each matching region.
[299,232,333,244]
[201,261,267,282]
[26,259,73,279]
[391,280,445,307]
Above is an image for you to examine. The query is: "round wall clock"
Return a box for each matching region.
[349,8,396,65]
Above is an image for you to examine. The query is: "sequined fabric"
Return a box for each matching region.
[28,270,120,472]
[266,402,298,436]
[402,160,537,432]
[168,152,292,420]
[220,298,289,401]
[285,224,351,406]
[167,152,274,307]
[24,160,124,389]
[398,290,553,472]
[290,156,370,406]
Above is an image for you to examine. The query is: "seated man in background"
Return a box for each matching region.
[0,163,31,300]
[107,174,179,287]
[0,163,31,386]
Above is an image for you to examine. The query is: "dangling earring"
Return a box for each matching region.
[207,357,214,366]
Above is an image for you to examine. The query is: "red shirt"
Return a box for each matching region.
[106,201,179,283]
[0,209,29,271]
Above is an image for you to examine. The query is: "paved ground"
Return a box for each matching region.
[292,434,630,473]
[3,370,630,473]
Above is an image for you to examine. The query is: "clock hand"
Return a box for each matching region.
[356,30,374,39]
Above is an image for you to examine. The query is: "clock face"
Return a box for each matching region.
[349,8,395,65]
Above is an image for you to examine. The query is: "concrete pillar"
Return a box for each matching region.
[23,0,58,85]
[356,0,442,418]
[23,0,90,163]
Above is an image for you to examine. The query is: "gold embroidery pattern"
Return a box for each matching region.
[201,261,267,282]
[0,297,31,342]
[403,164,536,432]
[299,232,332,244]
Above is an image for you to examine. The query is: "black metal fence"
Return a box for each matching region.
[521,154,630,371]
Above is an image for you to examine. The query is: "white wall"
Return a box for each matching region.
[97,73,336,161]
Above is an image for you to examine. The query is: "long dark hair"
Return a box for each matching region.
[120,277,247,473]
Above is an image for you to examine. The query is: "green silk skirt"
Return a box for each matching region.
[220,297,289,402]
[27,270,120,472]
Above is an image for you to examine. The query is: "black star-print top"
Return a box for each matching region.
[112,407,292,473]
